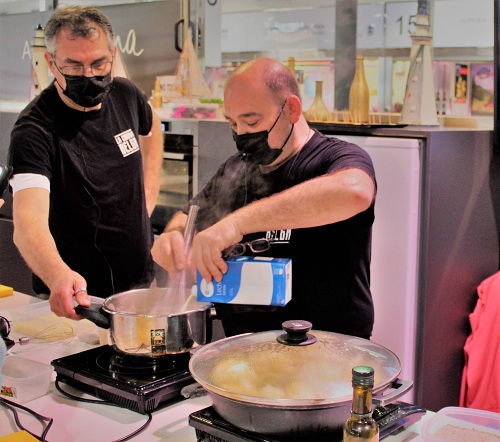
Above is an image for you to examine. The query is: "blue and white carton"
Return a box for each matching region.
[196,256,292,306]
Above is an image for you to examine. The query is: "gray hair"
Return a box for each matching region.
[44,6,115,55]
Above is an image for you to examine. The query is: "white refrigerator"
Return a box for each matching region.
[334,135,422,403]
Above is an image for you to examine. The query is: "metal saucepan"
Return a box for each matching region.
[189,320,412,437]
[75,287,214,358]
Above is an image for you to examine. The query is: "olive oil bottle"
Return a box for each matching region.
[343,366,379,441]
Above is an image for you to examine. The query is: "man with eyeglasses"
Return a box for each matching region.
[8,6,163,319]
[153,58,376,339]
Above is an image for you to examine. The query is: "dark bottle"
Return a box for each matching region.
[343,366,379,441]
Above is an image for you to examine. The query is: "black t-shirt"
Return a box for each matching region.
[9,78,154,297]
[189,130,376,338]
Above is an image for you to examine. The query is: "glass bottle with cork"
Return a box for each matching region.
[343,365,379,441]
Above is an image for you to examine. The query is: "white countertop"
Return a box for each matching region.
[0,292,431,441]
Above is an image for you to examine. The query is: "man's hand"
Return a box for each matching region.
[48,270,90,320]
[190,219,242,283]
[151,230,188,274]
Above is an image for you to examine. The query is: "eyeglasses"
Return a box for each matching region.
[52,57,114,77]
[225,238,271,257]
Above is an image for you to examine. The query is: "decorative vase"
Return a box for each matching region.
[349,56,370,124]
[304,80,330,122]
[152,79,163,109]
[287,57,296,78]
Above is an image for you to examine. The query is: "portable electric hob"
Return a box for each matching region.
[51,345,195,414]
[188,403,426,442]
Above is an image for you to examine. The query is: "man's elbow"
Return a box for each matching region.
[12,222,24,251]
[348,175,375,213]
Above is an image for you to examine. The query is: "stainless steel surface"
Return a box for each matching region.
[151,131,194,234]
[201,378,413,437]
[189,324,412,436]
[79,288,213,358]
[161,204,199,315]
[152,119,235,232]
[208,391,351,436]
[104,288,212,357]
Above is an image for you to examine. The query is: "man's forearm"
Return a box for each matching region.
[14,216,71,290]
[12,189,71,290]
[227,168,374,238]
[140,110,164,215]
[164,211,188,234]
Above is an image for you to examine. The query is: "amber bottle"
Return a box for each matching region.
[152,79,163,109]
[349,56,370,124]
[287,57,296,78]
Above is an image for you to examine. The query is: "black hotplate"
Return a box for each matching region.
[51,345,194,414]
[189,403,426,442]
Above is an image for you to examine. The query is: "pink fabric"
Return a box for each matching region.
[460,271,500,412]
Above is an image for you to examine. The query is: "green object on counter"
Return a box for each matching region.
[199,98,223,103]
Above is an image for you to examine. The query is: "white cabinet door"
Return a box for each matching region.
[334,135,421,402]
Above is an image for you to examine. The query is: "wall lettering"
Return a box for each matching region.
[115,29,144,57]
[22,41,32,60]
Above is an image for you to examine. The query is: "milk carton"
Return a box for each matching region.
[196,256,292,306]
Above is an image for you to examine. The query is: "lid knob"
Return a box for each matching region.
[277,320,317,346]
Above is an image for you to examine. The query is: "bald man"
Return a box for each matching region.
[152,58,377,339]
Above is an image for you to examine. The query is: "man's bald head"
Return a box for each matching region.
[226,58,301,106]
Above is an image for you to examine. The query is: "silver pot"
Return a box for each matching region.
[189,320,412,437]
[75,288,213,358]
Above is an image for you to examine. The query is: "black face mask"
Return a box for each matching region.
[60,73,113,108]
[233,101,294,165]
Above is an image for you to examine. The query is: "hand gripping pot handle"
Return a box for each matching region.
[75,304,111,329]
[372,378,413,407]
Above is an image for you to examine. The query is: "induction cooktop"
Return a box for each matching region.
[189,403,426,442]
[51,345,194,414]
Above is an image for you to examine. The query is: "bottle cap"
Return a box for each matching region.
[352,365,375,386]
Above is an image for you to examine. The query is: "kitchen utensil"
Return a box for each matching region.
[75,287,214,358]
[10,297,104,342]
[189,320,412,437]
[159,204,199,315]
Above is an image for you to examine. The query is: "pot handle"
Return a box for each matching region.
[75,304,111,329]
[372,379,413,407]
[180,382,207,399]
